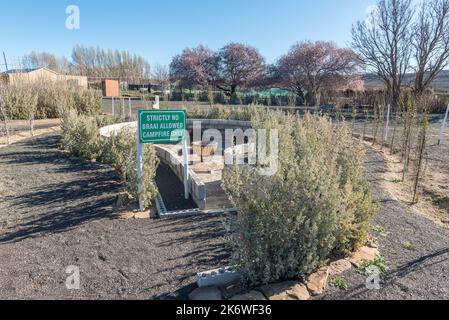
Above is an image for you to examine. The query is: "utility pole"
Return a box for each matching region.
[3,52,8,72]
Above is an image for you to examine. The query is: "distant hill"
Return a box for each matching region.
[363,70,449,91]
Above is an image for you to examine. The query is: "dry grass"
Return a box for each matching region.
[365,141,449,228]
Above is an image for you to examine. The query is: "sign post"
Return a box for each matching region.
[137,110,188,210]
[438,104,449,145]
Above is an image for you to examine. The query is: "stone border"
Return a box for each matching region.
[189,245,380,301]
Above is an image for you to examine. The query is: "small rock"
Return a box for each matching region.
[258,281,310,300]
[266,292,294,300]
[349,246,380,268]
[329,259,352,276]
[306,267,329,296]
[258,281,296,299]
[118,212,134,220]
[286,284,310,300]
[221,282,246,300]
[229,291,266,301]
[189,287,223,300]
[134,212,150,219]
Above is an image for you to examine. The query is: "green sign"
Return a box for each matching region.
[138,110,186,144]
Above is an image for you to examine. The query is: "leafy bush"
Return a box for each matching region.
[60,110,102,160]
[61,111,159,208]
[222,110,375,285]
[0,81,101,120]
[187,104,254,121]
[0,83,38,120]
[100,130,159,208]
[72,89,102,116]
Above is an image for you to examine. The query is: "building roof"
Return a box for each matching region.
[0,67,60,75]
[1,68,39,74]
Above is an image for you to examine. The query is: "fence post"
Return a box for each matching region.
[438,103,449,145]
[384,104,391,144]
[112,97,115,116]
[129,98,132,120]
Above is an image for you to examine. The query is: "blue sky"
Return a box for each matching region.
[0,0,374,69]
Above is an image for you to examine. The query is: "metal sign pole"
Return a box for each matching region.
[438,103,449,145]
[137,138,144,212]
[183,138,189,200]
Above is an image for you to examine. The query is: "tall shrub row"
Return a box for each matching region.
[61,111,159,209]
[0,81,101,120]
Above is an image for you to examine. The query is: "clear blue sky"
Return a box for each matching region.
[0,0,374,69]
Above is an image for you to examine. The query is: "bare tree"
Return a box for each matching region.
[216,43,265,96]
[71,45,151,82]
[151,64,170,92]
[22,51,59,71]
[412,0,449,96]
[352,0,414,109]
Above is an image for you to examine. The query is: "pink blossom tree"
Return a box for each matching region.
[216,43,266,96]
[169,45,219,89]
[273,41,361,106]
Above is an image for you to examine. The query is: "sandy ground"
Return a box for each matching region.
[1,131,449,300]
[321,146,449,300]
[0,119,61,148]
[0,134,230,300]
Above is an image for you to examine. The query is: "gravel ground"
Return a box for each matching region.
[155,163,197,212]
[321,146,449,300]
[0,134,230,300]
[1,133,449,300]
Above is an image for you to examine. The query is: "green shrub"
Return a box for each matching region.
[187,104,254,121]
[100,130,159,208]
[73,89,102,116]
[61,110,101,160]
[358,256,387,280]
[222,110,375,285]
[61,111,159,208]
[0,81,101,120]
[0,83,38,120]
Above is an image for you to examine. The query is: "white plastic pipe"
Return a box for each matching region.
[438,104,449,145]
[153,95,160,110]
[384,104,391,144]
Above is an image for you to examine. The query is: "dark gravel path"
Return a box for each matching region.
[321,146,449,300]
[155,163,197,212]
[0,134,230,300]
